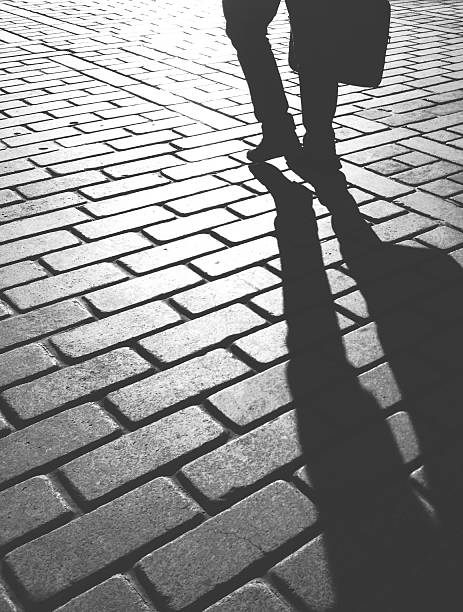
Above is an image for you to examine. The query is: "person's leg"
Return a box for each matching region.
[286,1,340,171]
[223,0,301,161]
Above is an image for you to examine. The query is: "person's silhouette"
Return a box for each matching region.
[250,163,463,611]
[222,1,339,174]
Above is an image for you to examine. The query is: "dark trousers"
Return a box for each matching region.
[223,0,339,157]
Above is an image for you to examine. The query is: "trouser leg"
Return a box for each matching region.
[222,0,292,132]
[286,1,339,164]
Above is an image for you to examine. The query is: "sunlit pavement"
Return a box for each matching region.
[0,1,463,610]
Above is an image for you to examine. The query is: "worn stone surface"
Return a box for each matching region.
[54,575,155,612]
[1,348,151,422]
[0,403,120,487]
[0,476,72,550]
[0,2,462,611]
[136,482,318,610]
[5,478,202,606]
[204,581,291,612]
[59,406,225,504]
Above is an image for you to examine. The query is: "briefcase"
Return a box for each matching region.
[289,0,391,88]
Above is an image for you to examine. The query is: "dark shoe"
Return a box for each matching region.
[247,130,302,163]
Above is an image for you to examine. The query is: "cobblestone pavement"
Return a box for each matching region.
[0,0,463,610]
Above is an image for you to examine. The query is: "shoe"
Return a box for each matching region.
[247,130,302,163]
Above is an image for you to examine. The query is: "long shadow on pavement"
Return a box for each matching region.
[250,163,463,612]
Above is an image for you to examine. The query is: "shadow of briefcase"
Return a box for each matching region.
[289,0,391,88]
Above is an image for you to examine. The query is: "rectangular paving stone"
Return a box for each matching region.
[0,231,79,265]
[1,348,151,423]
[79,173,169,200]
[162,156,240,181]
[17,171,108,199]
[171,266,280,315]
[59,406,225,504]
[373,212,436,242]
[208,353,339,429]
[166,185,251,215]
[5,262,127,311]
[31,143,113,167]
[182,410,335,508]
[85,265,202,314]
[204,581,291,612]
[177,139,247,162]
[191,236,279,278]
[344,143,413,165]
[3,126,79,147]
[30,113,100,132]
[358,89,430,109]
[136,481,317,611]
[0,476,72,550]
[0,300,93,351]
[0,193,87,225]
[213,211,277,244]
[125,83,184,105]
[55,128,129,148]
[47,144,174,176]
[139,304,265,365]
[144,208,237,243]
[0,403,120,487]
[0,168,50,190]
[0,188,22,206]
[393,160,461,185]
[50,102,115,118]
[83,175,223,217]
[173,123,259,149]
[399,191,463,229]
[108,349,250,424]
[74,206,174,241]
[0,209,90,245]
[51,301,181,359]
[5,478,202,607]
[169,101,243,129]
[103,154,182,178]
[232,312,344,367]
[41,233,151,272]
[54,575,154,612]
[0,343,57,388]
[411,110,463,132]
[120,234,225,274]
[334,115,387,133]
[0,261,47,290]
[337,127,415,155]
[401,136,463,164]
[0,141,61,162]
[341,162,415,198]
[109,130,178,150]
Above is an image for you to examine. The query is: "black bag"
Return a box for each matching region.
[289,0,391,88]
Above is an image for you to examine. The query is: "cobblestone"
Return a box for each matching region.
[1,348,151,422]
[136,481,317,611]
[54,575,155,612]
[0,343,57,388]
[59,405,225,505]
[0,403,120,487]
[108,348,250,424]
[5,262,127,311]
[0,300,92,351]
[139,304,265,365]
[1,1,463,609]
[5,478,202,607]
[51,301,181,359]
[0,476,72,551]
